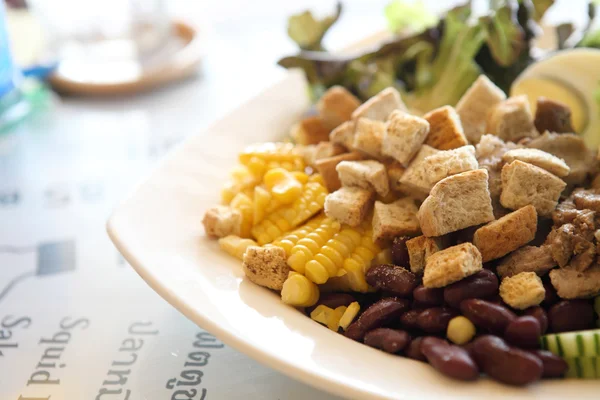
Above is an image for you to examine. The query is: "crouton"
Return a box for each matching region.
[527,132,596,186]
[456,75,506,143]
[315,151,363,192]
[353,118,387,160]
[502,148,570,177]
[337,160,389,197]
[534,97,574,134]
[290,115,331,145]
[486,95,539,142]
[499,272,545,310]
[399,145,479,199]
[476,134,520,199]
[351,87,406,121]
[329,121,356,150]
[572,188,600,212]
[303,142,346,167]
[423,243,483,288]
[317,86,361,129]
[500,160,567,217]
[550,265,600,299]
[383,110,430,166]
[324,186,375,227]
[203,205,242,238]
[386,160,406,193]
[406,235,446,275]
[372,198,420,246]
[242,246,290,290]
[396,145,439,199]
[418,169,495,237]
[473,205,537,262]
[496,245,556,278]
[424,105,468,150]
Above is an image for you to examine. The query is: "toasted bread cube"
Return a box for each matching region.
[291,115,331,145]
[243,246,291,290]
[473,205,537,262]
[330,121,356,150]
[550,265,600,299]
[423,243,483,288]
[324,187,375,227]
[372,198,420,246]
[315,151,363,192]
[534,97,574,134]
[499,272,545,310]
[418,169,494,237]
[386,160,406,193]
[487,95,539,142]
[383,110,430,166]
[399,145,478,199]
[353,118,387,160]
[456,75,506,143]
[317,86,361,129]
[527,132,596,186]
[203,205,242,238]
[303,141,347,167]
[406,235,445,275]
[351,87,406,121]
[476,134,520,199]
[500,160,567,217]
[496,245,556,278]
[337,160,390,197]
[396,144,439,199]
[502,148,570,177]
[424,105,468,150]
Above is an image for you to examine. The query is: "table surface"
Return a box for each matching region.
[0,1,587,399]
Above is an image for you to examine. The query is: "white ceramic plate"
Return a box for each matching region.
[107,69,600,400]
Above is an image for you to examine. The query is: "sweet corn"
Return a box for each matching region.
[288,218,341,274]
[281,272,319,307]
[447,316,476,345]
[218,235,258,260]
[264,168,303,204]
[328,306,347,331]
[239,142,304,166]
[230,192,253,238]
[292,171,309,184]
[309,305,347,331]
[251,181,327,245]
[271,215,326,256]
[338,302,360,330]
[253,186,271,224]
[372,248,393,266]
[305,228,364,284]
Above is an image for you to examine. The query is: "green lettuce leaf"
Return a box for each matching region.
[287,3,342,51]
[384,0,438,34]
[480,0,526,66]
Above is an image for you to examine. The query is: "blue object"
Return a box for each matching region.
[0,1,20,97]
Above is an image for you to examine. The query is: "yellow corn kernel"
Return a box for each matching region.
[447,316,476,345]
[246,156,267,177]
[264,168,303,204]
[271,215,326,255]
[292,171,309,184]
[230,192,253,238]
[251,181,328,245]
[308,173,325,186]
[338,302,360,330]
[305,260,330,284]
[343,257,370,292]
[281,273,319,307]
[253,186,271,224]
[218,235,257,260]
[221,182,237,205]
[239,142,303,165]
[230,165,253,182]
[372,248,393,266]
[310,305,334,325]
[328,306,347,331]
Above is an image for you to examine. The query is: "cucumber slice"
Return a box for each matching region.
[564,357,600,379]
[541,329,600,358]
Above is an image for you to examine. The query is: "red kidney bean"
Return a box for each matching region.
[345,298,410,341]
[548,300,595,333]
[364,328,410,354]
[417,307,458,334]
[504,316,541,348]
[444,270,499,308]
[391,236,410,267]
[413,285,444,306]
[420,337,479,381]
[542,281,559,306]
[526,349,569,378]
[523,306,548,334]
[306,293,356,315]
[460,299,517,334]
[399,310,421,331]
[472,335,543,386]
[405,336,426,361]
[366,264,417,297]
